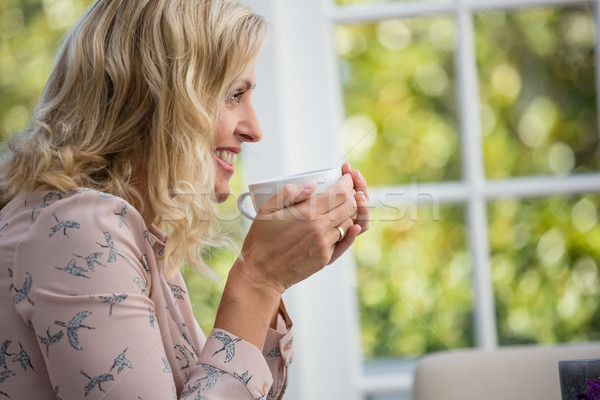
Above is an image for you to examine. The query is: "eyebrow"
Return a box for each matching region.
[239,79,256,91]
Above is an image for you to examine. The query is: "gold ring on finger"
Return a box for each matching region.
[336,225,345,242]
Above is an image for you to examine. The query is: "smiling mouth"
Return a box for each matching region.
[214,149,237,166]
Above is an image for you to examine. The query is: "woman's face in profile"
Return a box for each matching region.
[213,66,263,202]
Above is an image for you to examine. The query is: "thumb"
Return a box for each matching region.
[260,182,316,213]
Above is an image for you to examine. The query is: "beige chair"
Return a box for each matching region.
[412,342,600,400]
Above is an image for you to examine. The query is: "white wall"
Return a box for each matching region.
[242,1,363,399]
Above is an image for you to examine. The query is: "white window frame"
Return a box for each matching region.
[242,0,600,399]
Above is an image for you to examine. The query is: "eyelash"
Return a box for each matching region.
[229,91,246,103]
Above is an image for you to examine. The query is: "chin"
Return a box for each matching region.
[214,185,230,203]
[214,192,229,203]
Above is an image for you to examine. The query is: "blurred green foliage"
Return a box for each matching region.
[337,3,600,360]
[337,16,461,186]
[490,194,600,345]
[355,205,473,357]
[1,0,90,140]
[477,7,599,178]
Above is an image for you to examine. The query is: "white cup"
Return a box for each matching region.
[237,167,342,220]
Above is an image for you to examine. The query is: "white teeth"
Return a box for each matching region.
[215,150,237,166]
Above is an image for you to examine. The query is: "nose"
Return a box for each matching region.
[236,104,263,143]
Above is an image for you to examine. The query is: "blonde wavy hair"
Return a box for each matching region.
[0,0,267,276]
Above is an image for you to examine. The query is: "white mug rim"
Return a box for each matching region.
[247,167,340,188]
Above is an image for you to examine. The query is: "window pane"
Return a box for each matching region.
[489,195,600,345]
[337,17,461,186]
[355,204,473,359]
[476,6,599,178]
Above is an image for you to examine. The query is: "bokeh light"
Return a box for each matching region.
[476,5,599,178]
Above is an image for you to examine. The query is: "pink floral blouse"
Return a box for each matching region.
[0,188,293,399]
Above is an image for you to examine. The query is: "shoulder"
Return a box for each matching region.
[13,188,152,271]
[28,188,147,234]
[10,188,155,299]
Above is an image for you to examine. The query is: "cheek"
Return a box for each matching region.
[215,112,235,141]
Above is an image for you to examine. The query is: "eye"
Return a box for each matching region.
[229,90,246,104]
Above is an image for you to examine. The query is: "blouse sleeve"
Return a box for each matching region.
[11,190,292,400]
[185,305,295,400]
[13,191,181,399]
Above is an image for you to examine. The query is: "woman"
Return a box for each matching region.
[0,0,369,399]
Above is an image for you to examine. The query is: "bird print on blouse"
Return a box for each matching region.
[80,346,136,397]
[54,385,63,400]
[139,254,151,272]
[99,293,128,316]
[0,373,14,399]
[80,369,114,397]
[37,327,64,357]
[181,378,204,397]
[12,343,34,372]
[1,188,293,399]
[149,308,157,328]
[53,258,92,279]
[233,370,252,386]
[74,252,105,271]
[0,340,35,397]
[10,272,34,306]
[266,346,281,358]
[49,213,80,238]
[0,370,14,383]
[54,311,95,351]
[168,283,187,301]
[0,341,13,369]
[175,344,195,371]
[162,357,172,374]
[42,189,79,205]
[210,331,241,363]
[29,202,51,220]
[114,202,129,228]
[96,231,125,263]
[110,348,133,374]
[133,277,148,296]
[28,189,77,220]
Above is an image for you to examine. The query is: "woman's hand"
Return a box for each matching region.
[236,172,358,294]
[235,163,369,293]
[215,164,369,349]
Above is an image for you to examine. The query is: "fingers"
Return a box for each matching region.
[328,224,362,265]
[354,190,370,232]
[350,168,368,196]
[341,161,352,175]
[312,174,354,215]
[259,182,316,214]
[330,217,353,244]
[346,165,370,233]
